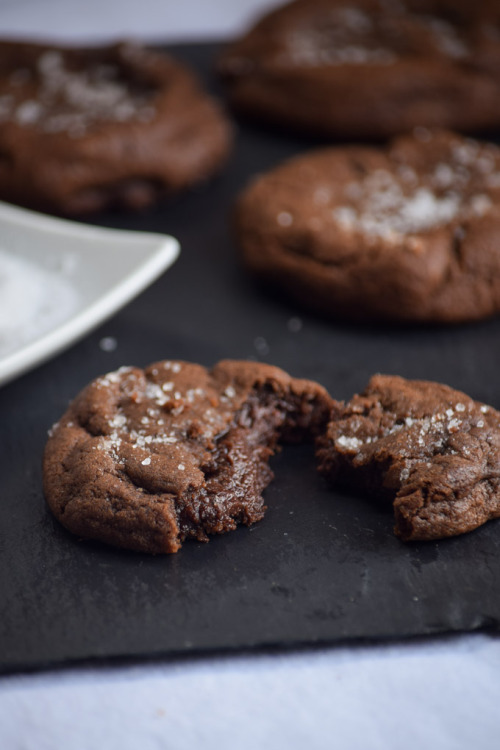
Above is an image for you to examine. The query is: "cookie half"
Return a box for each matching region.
[43,360,331,553]
[0,40,232,214]
[219,0,500,139]
[235,129,500,323]
[317,374,500,541]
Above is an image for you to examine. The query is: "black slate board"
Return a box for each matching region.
[2,43,500,675]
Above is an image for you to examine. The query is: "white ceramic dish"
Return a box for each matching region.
[0,201,180,386]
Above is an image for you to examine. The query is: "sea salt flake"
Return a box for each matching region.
[141,457,151,466]
[455,403,466,412]
[277,211,293,227]
[99,336,117,352]
[333,206,357,231]
[470,194,492,216]
[400,467,410,482]
[177,463,185,471]
[15,100,42,125]
[336,435,362,451]
[145,382,168,405]
[427,17,468,59]
[433,163,454,187]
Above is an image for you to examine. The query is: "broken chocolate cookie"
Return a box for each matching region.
[317,374,500,541]
[43,360,331,553]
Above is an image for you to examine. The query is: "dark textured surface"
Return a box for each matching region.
[2,43,500,674]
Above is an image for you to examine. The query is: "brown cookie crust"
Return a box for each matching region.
[219,0,500,139]
[317,374,500,541]
[235,129,500,323]
[0,40,232,214]
[43,360,332,554]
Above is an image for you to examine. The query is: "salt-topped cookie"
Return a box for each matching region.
[317,375,500,541]
[235,129,500,322]
[43,360,331,553]
[0,40,232,214]
[219,0,500,138]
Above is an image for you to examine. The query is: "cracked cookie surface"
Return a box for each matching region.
[43,360,331,553]
[317,374,500,541]
[235,129,500,323]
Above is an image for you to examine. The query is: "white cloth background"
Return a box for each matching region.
[0,0,282,43]
[1,3,499,748]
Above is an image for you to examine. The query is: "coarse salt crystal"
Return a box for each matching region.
[0,249,79,358]
[99,336,117,352]
[277,211,293,227]
[336,435,362,451]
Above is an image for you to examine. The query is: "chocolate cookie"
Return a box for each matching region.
[235,129,500,323]
[0,40,231,214]
[43,360,331,554]
[317,374,500,541]
[219,0,500,139]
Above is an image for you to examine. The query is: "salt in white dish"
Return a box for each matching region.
[0,201,180,386]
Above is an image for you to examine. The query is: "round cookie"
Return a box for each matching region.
[219,0,500,139]
[43,359,332,554]
[317,374,500,541]
[235,129,500,323]
[0,40,232,214]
